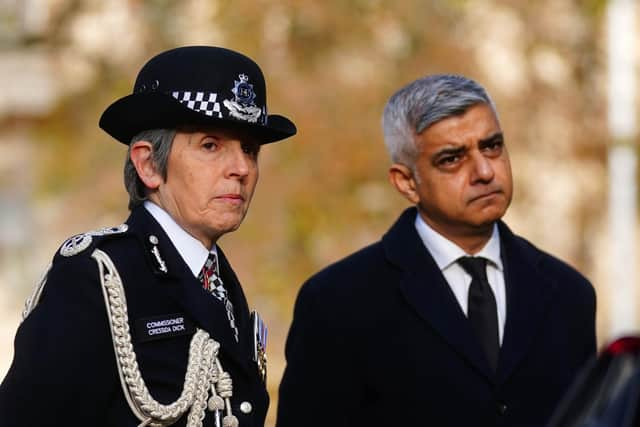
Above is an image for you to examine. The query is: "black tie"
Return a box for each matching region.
[458,256,499,372]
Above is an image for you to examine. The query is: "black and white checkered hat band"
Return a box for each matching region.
[172,91,222,118]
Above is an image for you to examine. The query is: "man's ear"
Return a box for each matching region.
[130,141,163,190]
[388,163,420,205]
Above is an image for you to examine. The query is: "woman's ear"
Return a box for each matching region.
[388,163,420,205]
[129,141,163,190]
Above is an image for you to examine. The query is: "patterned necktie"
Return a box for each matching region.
[458,256,499,372]
[198,252,239,342]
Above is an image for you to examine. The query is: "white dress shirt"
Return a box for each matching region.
[414,213,507,344]
[144,201,217,277]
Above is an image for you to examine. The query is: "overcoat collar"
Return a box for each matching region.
[382,207,554,383]
[496,220,555,383]
[124,206,255,378]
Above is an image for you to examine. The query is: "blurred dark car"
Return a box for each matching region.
[548,337,640,427]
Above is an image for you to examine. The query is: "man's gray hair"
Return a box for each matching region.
[382,74,497,167]
[124,128,176,210]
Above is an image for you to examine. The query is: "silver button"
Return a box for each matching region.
[240,401,252,414]
[149,235,159,244]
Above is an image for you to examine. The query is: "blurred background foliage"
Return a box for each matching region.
[0,0,632,425]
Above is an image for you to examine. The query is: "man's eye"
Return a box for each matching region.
[483,140,503,152]
[439,155,460,165]
[482,143,503,158]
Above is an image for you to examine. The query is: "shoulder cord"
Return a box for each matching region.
[22,262,52,320]
[91,249,239,427]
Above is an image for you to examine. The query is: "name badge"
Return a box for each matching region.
[134,313,195,343]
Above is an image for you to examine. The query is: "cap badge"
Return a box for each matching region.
[223,74,262,123]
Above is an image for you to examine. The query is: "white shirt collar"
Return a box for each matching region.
[144,201,216,277]
[414,212,503,271]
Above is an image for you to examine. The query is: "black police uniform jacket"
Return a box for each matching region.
[277,207,597,427]
[0,206,267,427]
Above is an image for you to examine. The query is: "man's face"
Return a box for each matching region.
[397,103,513,240]
[151,128,260,248]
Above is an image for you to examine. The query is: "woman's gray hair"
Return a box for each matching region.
[124,128,176,210]
[382,74,497,168]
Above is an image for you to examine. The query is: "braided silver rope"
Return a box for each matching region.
[21,263,52,321]
[91,249,237,427]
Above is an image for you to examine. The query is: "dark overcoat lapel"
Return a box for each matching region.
[381,207,555,384]
[497,222,555,383]
[125,207,255,377]
[382,208,495,380]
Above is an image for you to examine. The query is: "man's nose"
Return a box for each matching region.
[470,151,494,183]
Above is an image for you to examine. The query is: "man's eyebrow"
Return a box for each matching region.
[478,132,504,146]
[432,145,466,161]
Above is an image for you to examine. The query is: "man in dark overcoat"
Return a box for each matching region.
[276,74,596,427]
[0,46,296,427]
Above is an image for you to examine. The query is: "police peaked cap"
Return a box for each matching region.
[99,46,297,144]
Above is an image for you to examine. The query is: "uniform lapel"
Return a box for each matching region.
[383,208,494,380]
[495,222,555,384]
[216,247,255,364]
[125,207,254,377]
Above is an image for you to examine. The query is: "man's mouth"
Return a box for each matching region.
[469,190,502,203]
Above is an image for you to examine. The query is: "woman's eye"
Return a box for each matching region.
[202,140,217,150]
[243,144,260,157]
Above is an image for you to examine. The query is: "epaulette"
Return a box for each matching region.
[58,224,129,257]
[22,224,130,321]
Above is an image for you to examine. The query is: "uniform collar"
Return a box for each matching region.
[414,211,503,271]
[143,201,216,277]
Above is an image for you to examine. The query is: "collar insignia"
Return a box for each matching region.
[147,234,168,274]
